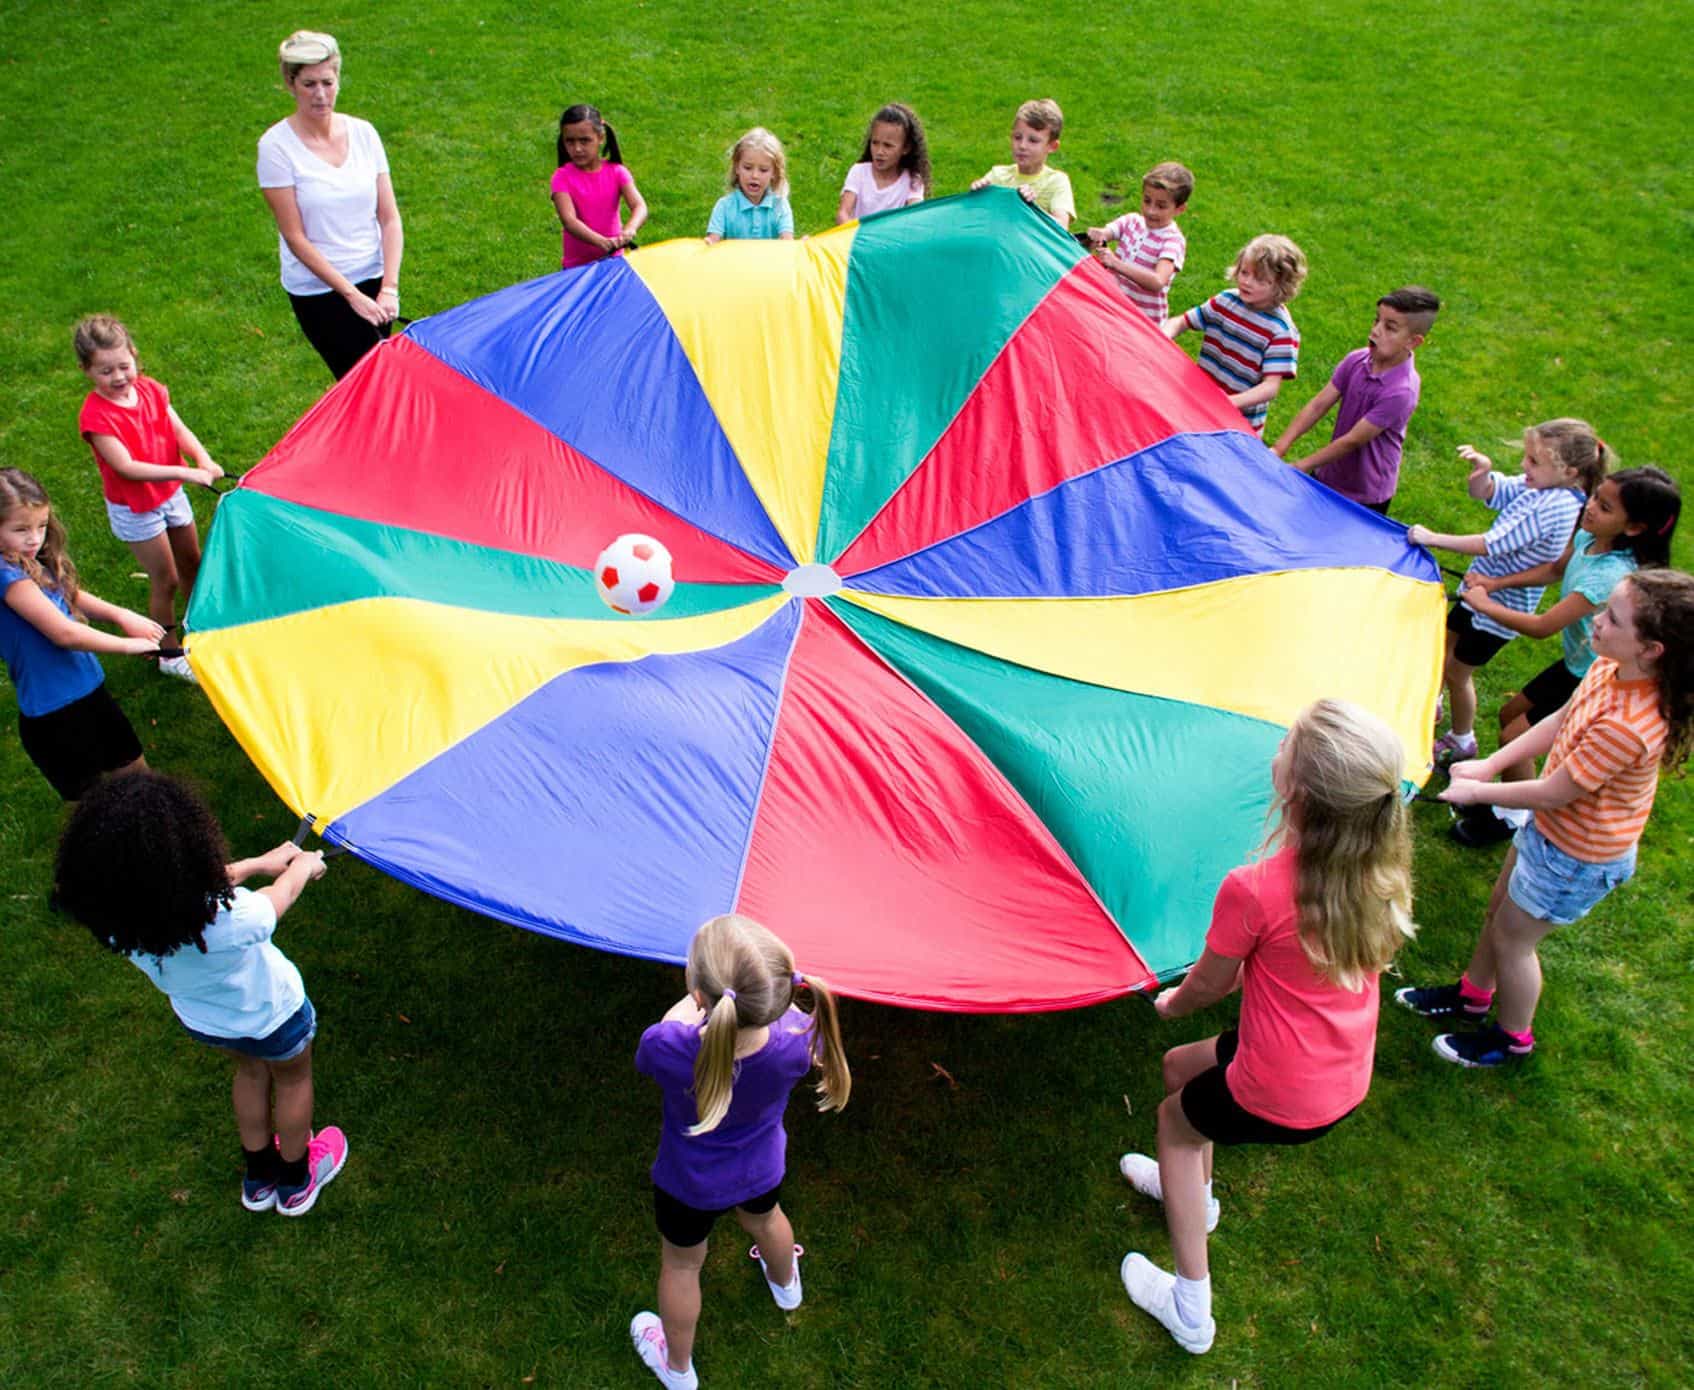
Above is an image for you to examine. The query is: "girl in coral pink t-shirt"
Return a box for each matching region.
[1116,699,1417,1356]
[74,315,222,680]
[551,103,648,271]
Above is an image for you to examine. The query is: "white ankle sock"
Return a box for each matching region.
[1173,1273,1212,1327]
[1203,1179,1213,1205]
[1451,727,1475,742]
[661,1361,696,1390]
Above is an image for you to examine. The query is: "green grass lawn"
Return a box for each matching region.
[2,1,1691,1385]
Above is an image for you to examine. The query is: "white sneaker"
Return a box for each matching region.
[1119,1152,1220,1233]
[750,1243,803,1310]
[1120,1252,1215,1354]
[158,654,199,684]
[629,1312,697,1389]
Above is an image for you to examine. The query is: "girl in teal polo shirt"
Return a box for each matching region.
[705,128,795,243]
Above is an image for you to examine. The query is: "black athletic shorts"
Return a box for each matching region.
[287,276,392,381]
[1179,1030,1352,1147]
[653,1181,782,1248]
[18,684,142,800]
[1520,658,1582,725]
[1447,601,1512,669]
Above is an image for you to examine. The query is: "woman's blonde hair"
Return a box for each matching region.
[1273,700,1416,989]
[726,127,789,197]
[684,914,850,1135]
[0,469,78,603]
[279,30,340,84]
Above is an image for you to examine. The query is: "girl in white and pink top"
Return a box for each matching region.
[552,103,648,271]
[835,103,931,223]
[1115,699,1417,1356]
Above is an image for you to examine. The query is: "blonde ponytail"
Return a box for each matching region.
[1277,700,1418,989]
[688,990,743,1135]
[683,914,852,1133]
[793,973,851,1114]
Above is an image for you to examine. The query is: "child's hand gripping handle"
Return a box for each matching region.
[290,814,352,860]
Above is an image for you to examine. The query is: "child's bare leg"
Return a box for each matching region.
[1161,1038,1220,1185]
[1439,630,1460,710]
[271,1045,314,1161]
[228,1052,272,1150]
[657,1237,707,1373]
[164,522,202,608]
[1464,847,1518,990]
[126,533,180,630]
[1497,701,1535,782]
[735,1201,795,1286]
[1155,1093,1211,1280]
[1489,898,1559,1035]
[1160,1038,1219,1096]
[1447,658,1479,734]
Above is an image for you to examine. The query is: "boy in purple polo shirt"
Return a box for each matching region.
[1272,287,1441,514]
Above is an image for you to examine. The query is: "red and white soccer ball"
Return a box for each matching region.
[594,533,675,615]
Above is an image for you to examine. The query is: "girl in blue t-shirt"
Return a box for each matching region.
[54,771,346,1216]
[0,468,160,799]
[1449,466,1681,846]
[630,914,851,1390]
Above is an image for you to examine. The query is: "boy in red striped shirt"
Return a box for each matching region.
[1085,162,1192,324]
[1395,571,1694,1067]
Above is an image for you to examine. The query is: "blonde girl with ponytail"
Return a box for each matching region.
[631,915,850,1390]
[1117,699,1416,1356]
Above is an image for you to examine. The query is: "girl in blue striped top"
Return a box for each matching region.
[1407,419,1609,768]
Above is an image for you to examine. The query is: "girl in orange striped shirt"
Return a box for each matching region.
[1396,570,1694,1067]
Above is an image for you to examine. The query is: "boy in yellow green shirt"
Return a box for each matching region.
[971,98,1075,228]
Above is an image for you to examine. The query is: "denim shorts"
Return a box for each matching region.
[182,996,317,1061]
[1509,822,1635,926]
[106,486,193,543]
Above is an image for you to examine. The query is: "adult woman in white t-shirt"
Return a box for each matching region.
[257,31,404,380]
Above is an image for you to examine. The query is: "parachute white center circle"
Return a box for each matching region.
[782,563,842,597]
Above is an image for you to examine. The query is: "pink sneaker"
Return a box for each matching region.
[749,1242,805,1309]
[1432,730,1477,768]
[629,1312,697,1388]
[276,1125,348,1216]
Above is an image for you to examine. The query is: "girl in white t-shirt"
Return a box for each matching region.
[257,31,404,379]
[55,771,348,1217]
[835,103,931,223]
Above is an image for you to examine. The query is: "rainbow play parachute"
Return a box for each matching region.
[186,191,1442,1011]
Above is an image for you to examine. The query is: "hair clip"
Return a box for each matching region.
[1661,515,1677,536]
[792,972,805,987]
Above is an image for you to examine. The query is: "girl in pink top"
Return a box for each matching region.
[552,104,648,271]
[1117,699,1416,1355]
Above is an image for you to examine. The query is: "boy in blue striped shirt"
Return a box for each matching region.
[1165,234,1307,434]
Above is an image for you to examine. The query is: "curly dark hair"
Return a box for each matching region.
[54,771,232,959]
[858,103,932,195]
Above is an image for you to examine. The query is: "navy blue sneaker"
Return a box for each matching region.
[1433,1024,1533,1069]
[1394,982,1489,1021]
